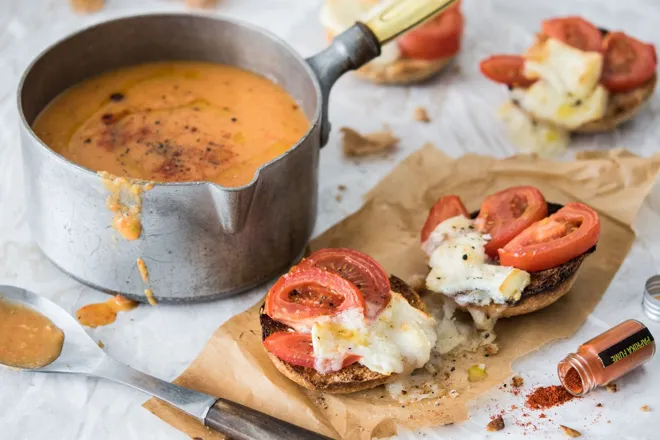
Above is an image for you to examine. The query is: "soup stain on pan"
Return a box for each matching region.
[98,171,154,241]
[136,258,158,305]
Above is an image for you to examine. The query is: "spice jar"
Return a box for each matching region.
[558,320,655,396]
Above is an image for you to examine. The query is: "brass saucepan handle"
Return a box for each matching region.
[307,0,458,146]
[364,0,458,44]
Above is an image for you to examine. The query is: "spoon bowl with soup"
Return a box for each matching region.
[0,285,333,440]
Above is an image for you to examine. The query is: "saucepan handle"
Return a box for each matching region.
[306,0,458,145]
[205,398,335,440]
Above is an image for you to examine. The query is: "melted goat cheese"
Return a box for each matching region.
[498,101,569,158]
[514,38,608,130]
[524,38,603,100]
[311,292,437,375]
[501,37,608,156]
[424,216,530,306]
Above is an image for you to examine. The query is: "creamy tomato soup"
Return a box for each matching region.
[33,61,309,187]
[0,297,64,369]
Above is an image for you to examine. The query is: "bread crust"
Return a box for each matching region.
[574,74,657,133]
[260,275,426,394]
[354,56,453,85]
[454,251,591,319]
[446,202,595,321]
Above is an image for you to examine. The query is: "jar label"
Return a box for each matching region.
[598,327,655,367]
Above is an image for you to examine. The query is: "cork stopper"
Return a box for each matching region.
[69,0,104,14]
[186,0,219,8]
[643,275,660,322]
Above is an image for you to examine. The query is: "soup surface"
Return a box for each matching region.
[33,62,309,187]
[0,297,65,369]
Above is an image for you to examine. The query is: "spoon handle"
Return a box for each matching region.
[93,357,332,439]
[93,356,216,422]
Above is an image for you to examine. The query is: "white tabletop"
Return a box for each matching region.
[1,0,660,439]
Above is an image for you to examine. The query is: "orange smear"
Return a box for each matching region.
[76,295,139,328]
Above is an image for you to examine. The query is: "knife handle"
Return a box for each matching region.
[205,398,335,440]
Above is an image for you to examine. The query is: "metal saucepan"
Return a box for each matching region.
[18,0,456,302]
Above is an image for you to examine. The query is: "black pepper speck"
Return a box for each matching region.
[109,92,125,102]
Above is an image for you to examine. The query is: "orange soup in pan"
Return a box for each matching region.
[32,61,309,187]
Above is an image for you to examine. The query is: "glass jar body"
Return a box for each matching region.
[558,320,655,396]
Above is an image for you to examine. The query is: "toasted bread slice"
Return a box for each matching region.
[433,202,595,324]
[354,56,453,85]
[260,275,426,394]
[513,74,656,134]
[454,250,592,320]
[574,74,657,133]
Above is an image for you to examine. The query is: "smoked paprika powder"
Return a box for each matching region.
[558,320,655,396]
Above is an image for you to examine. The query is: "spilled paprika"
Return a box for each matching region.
[558,320,655,396]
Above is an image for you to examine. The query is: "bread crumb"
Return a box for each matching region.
[511,375,524,388]
[341,127,399,157]
[414,107,430,123]
[97,340,105,349]
[337,184,347,191]
[596,403,603,408]
[641,404,651,412]
[468,364,488,382]
[486,415,505,432]
[335,194,343,202]
[69,0,104,13]
[606,383,617,393]
[186,0,218,7]
[560,425,581,438]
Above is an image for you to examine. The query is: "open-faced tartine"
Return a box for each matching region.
[420,186,600,329]
[480,16,657,156]
[260,249,437,393]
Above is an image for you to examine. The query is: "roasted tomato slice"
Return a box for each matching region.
[475,186,548,257]
[499,202,600,272]
[479,55,536,87]
[264,267,365,330]
[263,332,360,370]
[601,32,657,92]
[298,248,391,319]
[420,195,469,243]
[541,16,603,52]
[398,4,463,60]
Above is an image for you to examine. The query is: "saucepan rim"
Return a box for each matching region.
[16,12,323,193]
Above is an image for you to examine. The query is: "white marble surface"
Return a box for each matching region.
[1,0,660,439]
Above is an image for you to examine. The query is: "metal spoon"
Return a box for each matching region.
[0,286,332,440]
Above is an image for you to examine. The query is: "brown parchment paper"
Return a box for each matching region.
[145,146,660,440]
